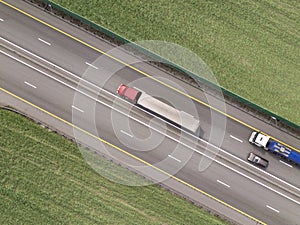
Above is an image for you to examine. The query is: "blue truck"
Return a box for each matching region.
[249,132,300,165]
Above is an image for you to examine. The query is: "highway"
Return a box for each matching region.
[1,1,300,224]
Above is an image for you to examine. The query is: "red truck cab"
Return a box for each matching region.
[117,84,141,104]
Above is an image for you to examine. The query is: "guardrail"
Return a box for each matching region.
[28,0,300,134]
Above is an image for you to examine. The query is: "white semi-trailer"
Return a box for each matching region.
[117,84,201,136]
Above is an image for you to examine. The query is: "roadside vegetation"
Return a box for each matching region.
[0,109,228,225]
[52,0,300,124]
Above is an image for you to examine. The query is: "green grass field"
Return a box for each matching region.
[0,109,229,224]
[52,0,300,125]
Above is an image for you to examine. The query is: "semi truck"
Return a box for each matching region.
[117,84,201,136]
[249,131,300,165]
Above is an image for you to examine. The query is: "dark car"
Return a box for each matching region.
[247,152,269,168]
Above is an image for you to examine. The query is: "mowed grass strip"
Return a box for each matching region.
[0,109,229,225]
[52,0,300,124]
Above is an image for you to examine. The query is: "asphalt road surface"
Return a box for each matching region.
[1,1,300,224]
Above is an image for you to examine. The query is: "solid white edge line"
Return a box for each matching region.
[2,38,300,200]
[217,179,231,188]
[230,135,243,143]
[120,130,133,138]
[266,205,280,213]
[2,49,300,206]
[24,81,37,89]
[279,160,293,168]
[85,62,98,69]
[168,154,181,163]
[72,105,84,113]
[38,38,51,46]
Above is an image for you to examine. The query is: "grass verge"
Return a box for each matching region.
[0,109,229,225]
[52,0,300,124]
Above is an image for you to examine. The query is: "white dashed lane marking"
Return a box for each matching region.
[266,205,280,213]
[85,62,98,69]
[120,130,133,138]
[230,135,243,143]
[279,160,293,168]
[217,179,231,188]
[168,155,181,163]
[24,81,37,89]
[72,105,84,113]
[38,38,51,46]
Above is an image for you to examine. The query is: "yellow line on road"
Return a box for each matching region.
[1,0,299,154]
[0,86,266,225]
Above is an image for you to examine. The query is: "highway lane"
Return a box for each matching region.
[1,40,300,225]
[1,0,300,147]
[1,0,300,183]
[0,0,300,224]
[2,0,300,211]
[1,46,297,224]
[1,34,298,196]
[1,33,298,190]
[2,0,300,150]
